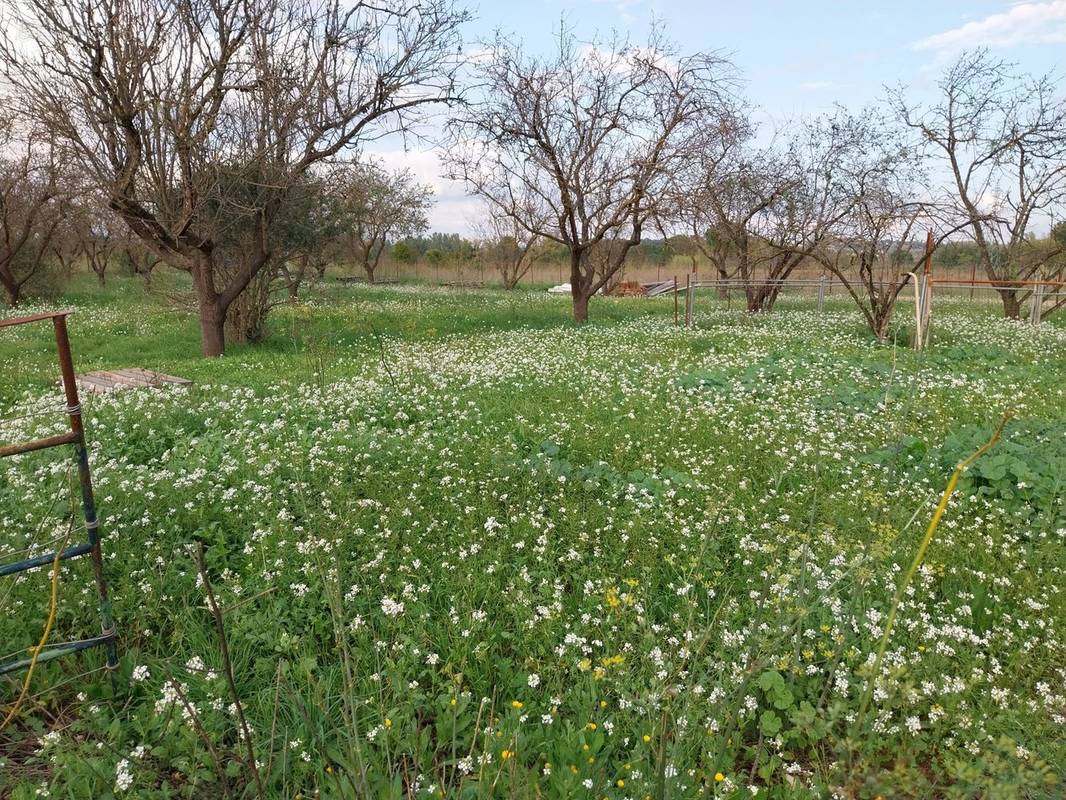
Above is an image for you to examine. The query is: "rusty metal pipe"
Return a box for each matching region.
[0,432,79,458]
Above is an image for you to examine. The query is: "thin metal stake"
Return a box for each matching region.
[53,315,118,673]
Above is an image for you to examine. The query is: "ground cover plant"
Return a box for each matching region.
[0,277,1064,799]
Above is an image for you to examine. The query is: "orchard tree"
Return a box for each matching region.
[814,188,970,342]
[0,114,67,306]
[119,236,162,288]
[70,202,119,286]
[670,108,799,303]
[891,50,1066,319]
[734,111,901,313]
[473,202,549,289]
[392,241,415,264]
[223,171,346,342]
[445,26,736,321]
[1,0,467,355]
[336,161,432,283]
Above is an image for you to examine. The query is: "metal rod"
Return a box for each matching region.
[0,432,80,459]
[52,315,118,672]
[930,277,1066,287]
[0,310,74,329]
[0,632,116,676]
[0,542,93,577]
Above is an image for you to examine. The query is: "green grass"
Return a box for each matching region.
[1,276,1064,799]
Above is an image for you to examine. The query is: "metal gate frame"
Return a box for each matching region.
[0,310,118,675]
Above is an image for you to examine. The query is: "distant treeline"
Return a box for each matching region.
[392,234,701,267]
[389,233,1051,271]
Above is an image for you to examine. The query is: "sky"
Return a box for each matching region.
[369,0,1066,235]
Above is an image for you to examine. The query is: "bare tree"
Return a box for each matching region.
[223,171,347,342]
[336,161,432,283]
[473,203,547,289]
[119,236,162,289]
[815,189,968,342]
[2,0,467,354]
[890,50,1066,319]
[0,114,66,306]
[445,26,736,321]
[70,203,119,287]
[830,199,921,341]
[49,218,84,282]
[670,109,800,305]
[733,111,902,314]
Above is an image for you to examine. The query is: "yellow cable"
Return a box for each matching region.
[0,525,71,734]
[858,414,1008,723]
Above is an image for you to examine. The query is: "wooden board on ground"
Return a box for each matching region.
[643,281,677,297]
[75,368,192,394]
[337,277,400,284]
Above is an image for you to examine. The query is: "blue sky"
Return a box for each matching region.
[374,1,1066,233]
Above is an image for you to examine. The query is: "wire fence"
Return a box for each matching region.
[675,275,1063,343]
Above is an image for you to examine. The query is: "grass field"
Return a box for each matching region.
[1,276,1064,799]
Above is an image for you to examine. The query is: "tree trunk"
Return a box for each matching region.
[193,257,226,357]
[2,280,19,307]
[715,265,729,300]
[199,301,225,357]
[572,290,590,322]
[872,309,891,343]
[96,270,106,286]
[365,262,376,284]
[503,261,521,290]
[569,251,590,323]
[747,283,769,313]
[999,289,1022,319]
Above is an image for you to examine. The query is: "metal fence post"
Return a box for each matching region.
[817,275,826,313]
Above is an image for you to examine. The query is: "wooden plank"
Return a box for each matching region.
[74,368,192,393]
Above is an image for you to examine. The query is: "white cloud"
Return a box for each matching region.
[913,1,1066,52]
[592,0,645,26]
[799,80,833,91]
[372,146,479,234]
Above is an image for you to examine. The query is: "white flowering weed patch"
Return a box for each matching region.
[0,282,1064,798]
